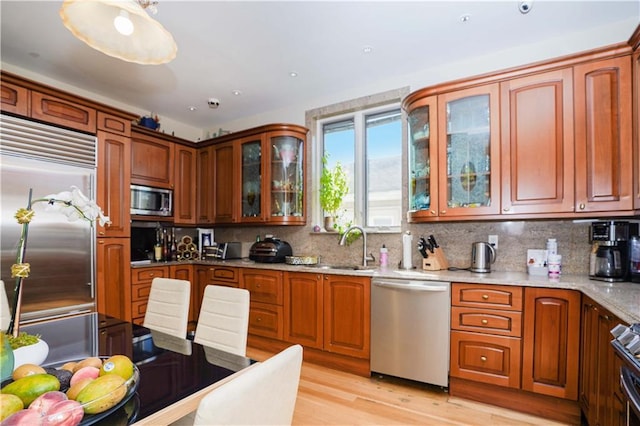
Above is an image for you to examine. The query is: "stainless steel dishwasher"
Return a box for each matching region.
[371,278,450,387]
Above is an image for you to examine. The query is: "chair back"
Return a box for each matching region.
[194,344,303,426]
[143,277,191,338]
[1,280,10,333]
[194,285,250,356]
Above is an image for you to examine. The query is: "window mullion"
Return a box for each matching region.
[353,113,365,226]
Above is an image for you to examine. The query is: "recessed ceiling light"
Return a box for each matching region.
[231,89,242,96]
[289,71,298,78]
[362,46,373,54]
[188,106,197,111]
[460,13,471,23]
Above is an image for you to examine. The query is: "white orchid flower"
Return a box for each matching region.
[41,186,111,226]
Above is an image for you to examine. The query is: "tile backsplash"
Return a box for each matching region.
[214,219,601,275]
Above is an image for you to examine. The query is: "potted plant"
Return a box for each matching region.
[319,155,348,232]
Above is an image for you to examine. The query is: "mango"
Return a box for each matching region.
[12,363,45,380]
[1,373,60,407]
[66,377,93,401]
[74,374,126,414]
[72,357,102,373]
[42,399,84,426]
[69,366,99,386]
[1,408,42,425]
[0,393,24,421]
[99,355,134,380]
[29,390,67,415]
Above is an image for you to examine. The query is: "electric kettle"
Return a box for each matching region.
[471,242,496,273]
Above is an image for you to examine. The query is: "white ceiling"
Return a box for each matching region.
[1,1,639,134]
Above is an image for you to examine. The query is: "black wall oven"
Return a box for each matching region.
[611,324,640,426]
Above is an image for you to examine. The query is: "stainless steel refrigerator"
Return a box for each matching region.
[1,115,97,325]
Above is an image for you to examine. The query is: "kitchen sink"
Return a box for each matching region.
[313,264,374,272]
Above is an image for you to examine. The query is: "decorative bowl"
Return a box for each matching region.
[285,255,320,265]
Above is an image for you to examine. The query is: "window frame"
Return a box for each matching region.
[314,102,403,233]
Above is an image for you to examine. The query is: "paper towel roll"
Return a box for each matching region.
[402,232,413,269]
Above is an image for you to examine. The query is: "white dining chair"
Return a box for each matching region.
[194,285,250,356]
[1,280,11,332]
[143,277,191,338]
[193,344,303,426]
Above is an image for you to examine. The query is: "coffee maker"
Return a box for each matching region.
[589,221,638,282]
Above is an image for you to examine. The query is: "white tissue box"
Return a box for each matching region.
[527,249,548,276]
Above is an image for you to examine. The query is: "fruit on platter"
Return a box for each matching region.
[1,374,60,406]
[0,393,24,421]
[0,354,136,425]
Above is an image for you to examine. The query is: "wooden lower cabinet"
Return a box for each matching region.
[96,238,131,321]
[323,274,370,359]
[522,287,581,399]
[284,272,323,349]
[98,317,132,359]
[130,265,169,325]
[246,269,370,376]
[580,295,626,426]
[242,269,284,340]
[450,283,581,424]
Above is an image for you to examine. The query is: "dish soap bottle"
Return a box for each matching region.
[380,244,389,268]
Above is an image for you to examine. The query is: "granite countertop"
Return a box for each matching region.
[133,259,640,324]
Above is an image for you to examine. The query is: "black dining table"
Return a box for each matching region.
[19,312,255,425]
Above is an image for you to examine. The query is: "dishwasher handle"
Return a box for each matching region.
[372,279,449,292]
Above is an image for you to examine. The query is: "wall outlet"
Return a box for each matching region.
[488,234,498,249]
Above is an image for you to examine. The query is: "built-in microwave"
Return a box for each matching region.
[131,184,173,216]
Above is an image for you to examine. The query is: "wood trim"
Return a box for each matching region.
[449,376,581,425]
[1,70,136,121]
[199,123,309,148]
[403,43,631,109]
[628,23,640,51]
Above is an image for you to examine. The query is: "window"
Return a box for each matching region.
[318,105,402,231]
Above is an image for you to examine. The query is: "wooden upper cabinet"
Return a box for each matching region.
[1,81,28,116]
[574,56,633,214]
[31,91,96,133]
[131,131,175,188]
[500,68,575,215]
[437,84,501,217]
[174,145,197,225]
[634,50,640,211]
[196,146,214,224]
[98,111,131,136]
[213,141,237,223]
[97,130,131,238]
[522,287,581,400]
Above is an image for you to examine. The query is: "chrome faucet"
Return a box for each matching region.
[339,225,375,267]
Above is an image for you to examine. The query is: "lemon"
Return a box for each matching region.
[99,355,133,380]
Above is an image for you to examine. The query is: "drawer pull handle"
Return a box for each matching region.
[482,294,489,300]
[480,356,487,362]
[481,319,488,325]
[256,317,262,322]
[149,273,154,277]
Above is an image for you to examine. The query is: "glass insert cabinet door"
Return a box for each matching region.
[408,96,438,217]
[241,137,263,219]
[270,134,304,220]
[438,84,500,216]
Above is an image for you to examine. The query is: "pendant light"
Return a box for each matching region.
[59,0,177,65]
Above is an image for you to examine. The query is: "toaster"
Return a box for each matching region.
[203,242,242,260]
[249,238,293,263]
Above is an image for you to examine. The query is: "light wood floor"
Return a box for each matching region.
[246,347,572,426]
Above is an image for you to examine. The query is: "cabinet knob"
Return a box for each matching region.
[256,284,261,288]
[503,207,510,212]
[480,356,487,362]
[98,231,105,236]
[440,210,447,215]
[98,240,105,244]
[579,203,586,210]
[100,330,106,336]
[256,317,262,322]
[482,294,489,300]
[430,210,437,215]
[149,273,155,277]
[481,319,488,325]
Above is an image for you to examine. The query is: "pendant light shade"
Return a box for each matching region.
[60,0,177,65]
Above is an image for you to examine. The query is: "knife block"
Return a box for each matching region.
[422,247,449,271]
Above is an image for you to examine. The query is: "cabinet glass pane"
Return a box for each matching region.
[271,136,303,217]
[446,94,491,208]
[241,140,261,217]
[408,105,431,211]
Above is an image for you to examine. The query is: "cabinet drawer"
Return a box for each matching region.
[132,266,169,284]
[132,300,147,320]
[97,111,131,136]
[1,81,28,116]
[451,306,522,337]
[208,266,238,283]
[452,283,522,311]
[31,91,96,133]
[131,283,151,302]
[450,330,521,389]
[248,301,283,340]
[242,270,283,305]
